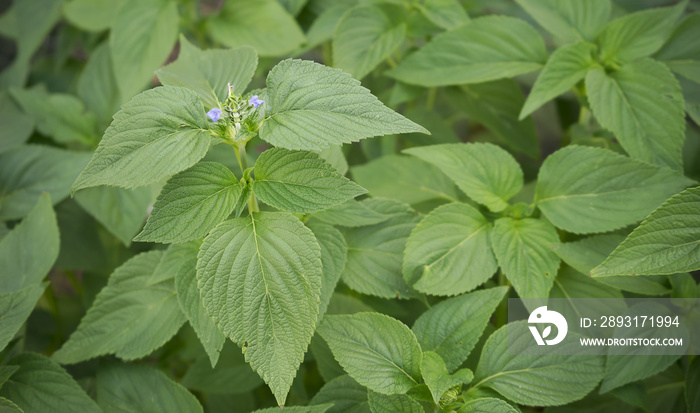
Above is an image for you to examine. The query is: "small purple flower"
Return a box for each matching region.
[207,108,222,122]
[249,95,265,108]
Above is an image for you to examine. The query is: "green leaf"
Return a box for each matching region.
[134,162,240,244]
[52,250,186,364]
[109,0,178,99]
[351,155,458,204]
[97,362,202,413]
[421,351,473,405]
[312,199,391,228]
[63,0,122,31]
[458,398,520,413]
[310,375,369,413]
[332,4,406,80]
[306,5,351,49]
[307,222,347,322]
[515,0,611,43]
[175,243,225,367]
[0,193,58,293]
[0,145,90,220]
[491,218,560,310]
[75,186,151,246]
[253,148,366,213]
[535,146,695,234]
[209,0,305,57]
[596,1,685,64]
[180,342,262,394]
[0,397,22,412]
[655,13,700,84]
[520,42,597,119]
[278,0,308,16]
[405,143,523,212]
[387,16,546,87]
[317,145,348,176]
[252,405,333,413]
[157,36,258,110]
[367,391,423,413]
[686,357,700,412]
[591,186,700,276]
[474,321,605,406]
[403,203,497,296]
[196,212,322,405]
[260,59,428,151]
[418,0,469,30]
[0,92,33,154]
[412,287,507,372]
[318,313,422,394]
[72,86,211,192]
[341,199,420,299]
[0,284,46,352]
[149,242,199,284]
[0,353,101,413]
[586,58,685,170]
[77,42,121,129]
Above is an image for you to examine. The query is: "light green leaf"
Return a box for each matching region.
[0,353,101,413]
[317,145,348,176]
[387,16,546,87]
[318,313,422,394]
[253,148,366,213]
[535,146,694,234]
[421,351,473,405]
[77,42,121,129]
[52,250,186,364]
[72,86,211,192]
[591,186,700,277]
[63,0,122,31]
[445,81,539,158]
[549,267,626,324]
[310,375,369,413]
[404,203,497,296]
[0,145,90,220]
[110,0,178,99]
[196,212,322,405]
[515,0,611,43]
[367,391,423,413]
[341,199,420,299]
[0,92,33,153]
[75,186,150,246]
[149,241,200,284]
[0,193,58,293]
[491,218,560,310]
[0,284,46,352]
[586,58,685,170]
[332,4,406,80]
[97,362,202,413]
[175,243,225,367]
[520,42,597,119]
[312,199,391,227]
[209,0,305,57]
[656,13,700,84]
[308,222,347,322]
[306,5,351,49]
[458,398,520,413]
[405,143,523,212]
[474,321,605,406]
[278,0,308,16]
[418,0,469,30]
[597,1,685,64]
[412,287,507,372]
[252,405,333,413]
[180,342,262,394]
[157,36,258,110]
[351,155,458,204]
[260,59,428,151]
[134,162,240,244]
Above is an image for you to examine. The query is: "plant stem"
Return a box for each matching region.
[426,87,437,111]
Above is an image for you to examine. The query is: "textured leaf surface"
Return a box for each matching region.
[135,162,240,243]
[260,59,427,151]
[341,199,419,299]
[0,353,101,413]
[491,218,560,310]
[97,362,202,413]
[72,86,211,192]
[0,145,90,220]
[312,199,391,228]
[367,391,423,413]
[253,148,365,213]
[308,222,347,322]
[387,16,546,86]
[458,398,520,413]
[405,143,523,212]
[149,241,199,284]
[520,42,596,119]
[404,203,497,296]
[586,58,685,170]
[196,212,322,405]
[412,287,507,372]
[592,187,700,276]
[180,343,262,394]
[209,0,304,57]
[318,313,422,394]
[515,0,611,43]
[0,284,46,352]
[655,13,700,84]
[535,146,694,234]
[0,193,58,292]
[421,351,473,404]
[332,4,406,80]
[474,321,604,406]
[418,0,470,30]
[52,251,186,364]
[0,397,22,412]
[310,375,369,413]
